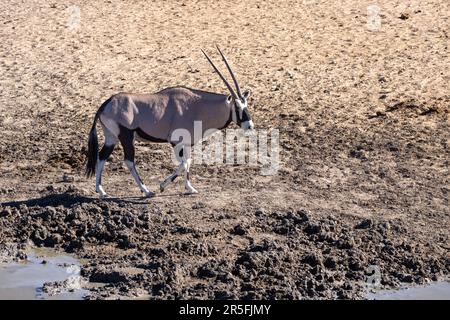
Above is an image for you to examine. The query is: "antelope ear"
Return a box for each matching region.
[242,89,251,99]
[226,95,233,103]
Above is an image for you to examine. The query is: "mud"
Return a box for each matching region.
[0,187,449,299]
[0,0,449,299]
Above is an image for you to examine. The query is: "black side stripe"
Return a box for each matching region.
[134,128,168,143]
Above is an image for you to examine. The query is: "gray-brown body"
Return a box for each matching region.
[100,87,231,145]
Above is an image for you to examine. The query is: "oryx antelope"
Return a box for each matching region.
[85,47,254,197]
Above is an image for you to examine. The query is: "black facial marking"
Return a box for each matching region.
[235,103,241,125]
[242,108,251,122]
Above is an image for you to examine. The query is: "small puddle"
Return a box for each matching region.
[0,247,88,300]
[367,282,450,300]
[3,246,448,300]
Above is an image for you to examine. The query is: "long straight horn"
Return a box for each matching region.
[201,49,238,99]
[216,45,243,99]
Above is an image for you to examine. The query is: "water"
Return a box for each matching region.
[367,282,450,300]
[0,247,88,300]
[2,247,449,300]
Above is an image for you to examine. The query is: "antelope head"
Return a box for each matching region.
[202,46,254,130]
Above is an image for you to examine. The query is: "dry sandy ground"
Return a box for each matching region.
[0,0,449,299]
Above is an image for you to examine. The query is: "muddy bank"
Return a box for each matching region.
[1,187,448,299]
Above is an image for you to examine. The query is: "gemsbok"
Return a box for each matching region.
[85,47,254,197]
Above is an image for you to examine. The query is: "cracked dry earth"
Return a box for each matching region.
[0,0,449,299]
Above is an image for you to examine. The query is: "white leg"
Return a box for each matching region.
[159,145,187,192]
[124,160,154,197]
[184,157,198,194]
[95,159,107,197]
[160,162,183,192]
[160,145,197,194]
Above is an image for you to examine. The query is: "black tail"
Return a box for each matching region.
[85,97,112,178]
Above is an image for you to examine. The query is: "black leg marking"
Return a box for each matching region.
[118,126,135,162]
[171,175,178,182]
[99,144,115,161]
[98,144,115,185]
[119,125,150,194]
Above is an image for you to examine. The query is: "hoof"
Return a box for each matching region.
[144,191,155,198]
[184,187,198,195]
[97,186,108,198]
[159,184,165,193]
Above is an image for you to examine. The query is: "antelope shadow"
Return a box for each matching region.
[1,192,182,208]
